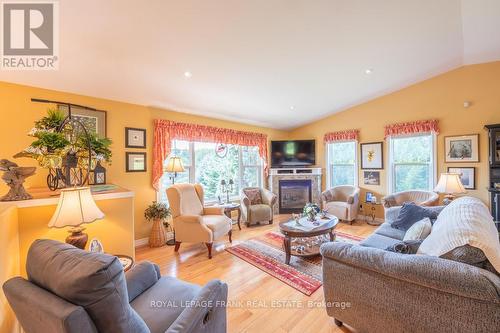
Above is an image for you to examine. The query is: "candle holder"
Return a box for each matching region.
[220,179,234,203]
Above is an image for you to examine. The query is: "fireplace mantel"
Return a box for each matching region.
[268,168,322,214]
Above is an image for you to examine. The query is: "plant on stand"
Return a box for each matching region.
[144,201,171,248]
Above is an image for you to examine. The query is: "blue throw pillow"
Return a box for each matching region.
[391,202,439,231]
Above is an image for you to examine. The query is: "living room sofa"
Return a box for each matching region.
[320,202,500,333]
[3,239,228,333]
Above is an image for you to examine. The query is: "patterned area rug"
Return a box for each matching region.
[226,231,364,296]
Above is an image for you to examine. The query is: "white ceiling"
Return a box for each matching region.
[1,0,499,129]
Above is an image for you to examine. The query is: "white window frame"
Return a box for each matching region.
[158,141,263,204]
[326,140,358,188]
[387,132,437,194]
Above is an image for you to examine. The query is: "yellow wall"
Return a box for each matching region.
[0,207,20,333]
[289,61,500,217]
[0,81,288,240]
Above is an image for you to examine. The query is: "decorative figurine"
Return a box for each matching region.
[0,159,36,201]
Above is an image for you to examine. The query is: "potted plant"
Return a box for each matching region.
[303,203,320,222]
[144,201,171,247]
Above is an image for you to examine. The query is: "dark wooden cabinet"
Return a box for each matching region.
[485,124,500,229]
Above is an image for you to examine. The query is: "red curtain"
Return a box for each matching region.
[324,129,359,143]
[384,119,439,138]
[153,119,268,190]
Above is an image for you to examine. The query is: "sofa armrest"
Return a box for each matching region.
[320,242,500,302]
[203,206,224,215]
[347,188,360,205]
[174,215,203,224]
[240,191,251,208]
[166,279,228,333]
[321,189,334,204]
[125,261,161,302]
[261,188,277,207]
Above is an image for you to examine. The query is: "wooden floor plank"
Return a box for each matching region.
[136,215,376,333]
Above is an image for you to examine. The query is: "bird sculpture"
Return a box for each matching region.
[0,159,36,201]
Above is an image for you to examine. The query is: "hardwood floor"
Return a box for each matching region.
[136,215,376,333]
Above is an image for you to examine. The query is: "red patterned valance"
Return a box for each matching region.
[324,129,359,143]
[384,119,439,139]
[153,120,268,190]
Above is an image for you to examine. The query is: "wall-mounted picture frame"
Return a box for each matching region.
[444,134,479,163]
[126,152,147,172]
[125,127,146,148]
[361,142,383,169]
[364,171,380,185]
[59,105,107,137]
[365,192,374,203]
[448,167,475,190]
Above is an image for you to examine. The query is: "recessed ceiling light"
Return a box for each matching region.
[365,68,373,75]
[184,71,192,78]
[290,106,295,110]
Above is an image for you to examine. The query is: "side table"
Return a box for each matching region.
[363,201,383,226]
[216,203,242,230]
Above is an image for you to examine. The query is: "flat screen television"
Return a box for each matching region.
[271,140,315,167]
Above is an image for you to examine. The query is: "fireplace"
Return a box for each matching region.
[278,179,312,214]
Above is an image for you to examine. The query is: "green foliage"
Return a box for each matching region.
[144,201,171,225]
[393,135,432,192]
[34,108,65,130]
[78,132,113,163]
[31,131,70,152]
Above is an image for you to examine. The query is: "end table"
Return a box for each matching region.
[363,201,383,226]
[215,203,242,230]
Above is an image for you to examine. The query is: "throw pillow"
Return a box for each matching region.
[440,245,487,268]
[244,188,263,205]
[386,240,423,254]
[403,217,432,241]
[391,202,439,231]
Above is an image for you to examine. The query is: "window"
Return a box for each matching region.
[158,140,263,203]
[326,141,357,187]
[388,133,436,193]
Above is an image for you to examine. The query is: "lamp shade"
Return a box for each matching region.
[434,173,466,195]
[164,156,185,173]
[48,187,105,228]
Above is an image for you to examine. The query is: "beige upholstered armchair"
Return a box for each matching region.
[321,186,360,224]
[167,183,232,258]
[382,190,439,208]
[240,187,277,226]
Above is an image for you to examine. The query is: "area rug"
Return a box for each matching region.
[226,231,364,296]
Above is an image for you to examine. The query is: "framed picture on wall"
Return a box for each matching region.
[444,134,479,162]
[58,104,107,137]
[448,167,475,190]
[125,127,146,148]
[126,152,147,172]
[361,142,383,169]
[364,171,380,185]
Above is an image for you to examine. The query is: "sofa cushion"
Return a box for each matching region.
[131,276,201,333]
[403,217,432,241]
[243,188,263,205]
[360,233,401,250]
[385,240,423,254]
[202,215,232,239]
[440,245,487,268]
[324,201,349,220]
[249,204,272,222]
[391,202,439,231]
[374,223,406,240]
[26,239,149,333]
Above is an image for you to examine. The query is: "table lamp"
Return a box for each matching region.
[48,187,105,249]
[434,173,466,205]
[164,156,185,184]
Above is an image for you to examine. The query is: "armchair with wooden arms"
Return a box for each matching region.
[166,183,232,259]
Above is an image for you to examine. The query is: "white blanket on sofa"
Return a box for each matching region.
[417,196,500,272]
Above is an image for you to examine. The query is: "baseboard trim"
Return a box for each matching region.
[135,237,149,248]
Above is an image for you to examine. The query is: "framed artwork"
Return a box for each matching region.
[448,167,475,190]
[126,152,146,172]
[444,134,479,162]
[364,171,380,185]
[125,127,146,148]
[361,142,383,169]
[365,192,373,203]
[59,105,107,137]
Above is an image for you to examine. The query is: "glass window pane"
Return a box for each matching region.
[393,135,431,163]
[242,146,260,165]
[394,164,429,192]
[330,142,356,164]
[243,167,260,188]
[169,140,191,166]
[194,142,240,200]
[331,165,355,187]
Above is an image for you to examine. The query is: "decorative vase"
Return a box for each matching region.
[149,219,167,248]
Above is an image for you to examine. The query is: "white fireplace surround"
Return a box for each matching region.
[268,168,322,214]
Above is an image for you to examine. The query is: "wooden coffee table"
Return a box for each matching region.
[279,216,339,265]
